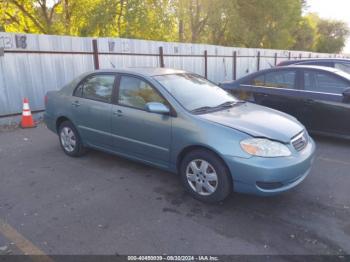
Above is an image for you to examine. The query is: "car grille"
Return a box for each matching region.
[291,131,308,151]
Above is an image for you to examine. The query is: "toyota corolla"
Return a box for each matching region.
[44,68,315,202]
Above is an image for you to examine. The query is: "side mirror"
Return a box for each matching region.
[343,88,350,102]
[145,102,170,114]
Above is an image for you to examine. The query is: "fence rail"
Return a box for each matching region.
[0,32,348,117]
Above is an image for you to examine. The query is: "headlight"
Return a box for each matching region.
[240,138,291,157]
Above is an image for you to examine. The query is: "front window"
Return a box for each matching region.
[304,70,349,94]
[118,76,165,109]
[335,63,350,74]
[153,74,237,112]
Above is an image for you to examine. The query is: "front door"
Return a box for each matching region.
[301,69,350,136]
[111,75,172,168]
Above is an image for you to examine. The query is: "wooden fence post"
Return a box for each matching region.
[92,39,99,70]
[204,50,208,79]
[159,47,165,68]
[288,52,291,60]
[257,51,260,71]
[233,51,237,80]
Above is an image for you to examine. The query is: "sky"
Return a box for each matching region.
[306,0,350,53]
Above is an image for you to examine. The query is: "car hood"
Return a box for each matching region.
[198,102,303,143]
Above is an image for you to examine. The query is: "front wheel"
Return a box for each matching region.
[58,121,86,157]
[179,149,232,203]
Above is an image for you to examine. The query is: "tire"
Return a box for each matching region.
[179,149,232,203]
[58,120,86,157]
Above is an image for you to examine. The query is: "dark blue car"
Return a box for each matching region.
[277,58,350,74]
[220,65,350,139]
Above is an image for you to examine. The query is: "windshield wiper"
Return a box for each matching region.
[191,106,214,114]
[215,100,245,109]
[191,101,245,114]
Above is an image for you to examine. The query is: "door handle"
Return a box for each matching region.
[113,109,123,117]
[71,101,80,107]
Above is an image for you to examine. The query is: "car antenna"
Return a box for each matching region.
[110,60,116,68]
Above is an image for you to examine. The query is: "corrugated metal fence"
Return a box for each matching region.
[0,32,347,117]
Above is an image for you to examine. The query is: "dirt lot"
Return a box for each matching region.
[0,124,349,256]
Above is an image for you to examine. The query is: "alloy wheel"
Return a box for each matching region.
[186,159,218,196]
[60,127,76,152]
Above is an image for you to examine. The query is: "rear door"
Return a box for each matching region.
[240,69,305,121]
[301,69,350,136]
[71,73,116,148]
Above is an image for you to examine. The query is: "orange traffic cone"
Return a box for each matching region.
[21,98,36,128]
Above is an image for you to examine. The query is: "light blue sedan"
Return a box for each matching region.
[44,68,315,202]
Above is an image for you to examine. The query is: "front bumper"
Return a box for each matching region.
[223,137,316,196]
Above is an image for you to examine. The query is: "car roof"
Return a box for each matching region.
[279,58,350,65]
[285,64,341,72]
[220,64,350,86]
[242,65,343,75]
[88,67,187,77]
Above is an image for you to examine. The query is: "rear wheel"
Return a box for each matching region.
[180,149,232,203]
[58,121,86,157]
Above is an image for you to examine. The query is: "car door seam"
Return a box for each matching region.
[78,125,169,152]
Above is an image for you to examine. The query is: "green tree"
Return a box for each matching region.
[0,0,348,54]
[315,19,349,53]
[121,0,177,41]
[0,0,62,34]
[291,15,317,51]
[232,0,303,49]
[206,0,239,45]
[173,0,211,43]
[78,0,119,36]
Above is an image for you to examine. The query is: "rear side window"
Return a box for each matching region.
[304,70,349,94]
[250,74,265,86]
[265,71,296,89]
[118,75,165,110]
[250,70,296,89]
[75,75,115,103]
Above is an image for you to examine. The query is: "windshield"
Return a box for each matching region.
[153,73,238,112]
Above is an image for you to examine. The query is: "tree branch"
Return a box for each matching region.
[9,0,47,33]
[49,1,61,21]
